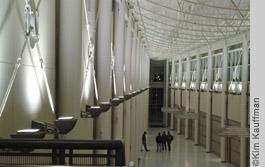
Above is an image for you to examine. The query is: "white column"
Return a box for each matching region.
[113,0,125,139]
[221,41,228,162]
[123,8,132,165]
[170,58,175,130]
[194,51,200,145]
[177,57,182,134]
[95,0,112,140]
[165,59,169,126]
[144,51,150,130]
[206,46,213,152]
[138,38,144,159]
[58,0,83,139]
[134,34,141,166]
[185,57,191,139]
[240,34,249,167]
[145,54,150,130]
[130,23,137,165]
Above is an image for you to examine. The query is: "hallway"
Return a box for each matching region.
[139,128,234,167]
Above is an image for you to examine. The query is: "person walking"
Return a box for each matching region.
[161,131,167,151]
[142,132,149,151]
[167,131,174,151]
[155,132,162,152]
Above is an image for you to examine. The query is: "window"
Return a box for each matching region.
[174,61,179,88]
[168,62,172,87]
[181,59,187,89]
[151,64,164,82]
[200,53,208,91]
[212,49,223,92]
[190,57,197,90]
[228,44,242,93]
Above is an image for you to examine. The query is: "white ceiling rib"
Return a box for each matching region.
[129,0,250,58]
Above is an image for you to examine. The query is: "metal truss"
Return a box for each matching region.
[128,0,250,58]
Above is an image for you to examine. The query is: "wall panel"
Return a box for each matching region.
[212,93,222,116]
[227,95,241,122]
[199,92,207,112]
[190,91,196,110]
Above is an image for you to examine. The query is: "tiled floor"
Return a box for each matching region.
[139,128,234,167]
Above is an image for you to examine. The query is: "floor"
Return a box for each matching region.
[139,128,234,167]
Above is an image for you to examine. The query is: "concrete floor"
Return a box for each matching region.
[139,128,234,167]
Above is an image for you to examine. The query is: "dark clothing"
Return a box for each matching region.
[167,134,174,142]
[156,136,162,143]
[142,133,149,151]
[161,134,167,150]
[155,135,162,152]
[166,134,174,151]
[143,140,148,151]
[142,133,146,143]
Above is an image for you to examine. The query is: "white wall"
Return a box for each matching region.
[182,91,186,107]
[200,92,207,112]
[175,90,179,106]
[0,0,56,138]
[190,91,196,110]
[228,95,241,122]
[212,94,222,116]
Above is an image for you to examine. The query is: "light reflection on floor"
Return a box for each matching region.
[139,128,234,167]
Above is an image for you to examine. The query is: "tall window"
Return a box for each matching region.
[168,62,172,87]
[212,49,223,92]
[248,44,250,94]
[174,61,179,88]
[190,57,197,90]
[228,44,242,93]
[181,59,187,89]
[151,64,164,82]
[200,53,208,91]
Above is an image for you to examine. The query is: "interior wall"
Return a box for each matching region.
[228,95,241,122]
[199,92,207,112]
[190,91,196,110]
[212,93,222,116]
[0,0,56,138]
[181,91,186,107]
[175,90,180,106]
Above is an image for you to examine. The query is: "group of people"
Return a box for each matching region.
[155,131,174,152]
[142,131,174,152]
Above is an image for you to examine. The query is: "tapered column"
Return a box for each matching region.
[206,47,213,152]
[177,57,182,134]
[134,34,141,166]
[123,8,132,165]
[221,41,228,162]
[240,34,249,167]
[139,40,145,134]
[58,0,84,139]
[95,0,112,140]
[170,58,175,130]
[130,23,137,165]
[139,39,145,161]
[194,51,200,145]
[144,51,150,130]
[144,53,150,130]
[185,57,191,139]
[113,0,125,139]
[165,59,169,126]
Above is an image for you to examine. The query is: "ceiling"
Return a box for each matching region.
[128,0,250,59]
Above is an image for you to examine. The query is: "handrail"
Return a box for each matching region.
[0,139,125,166]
